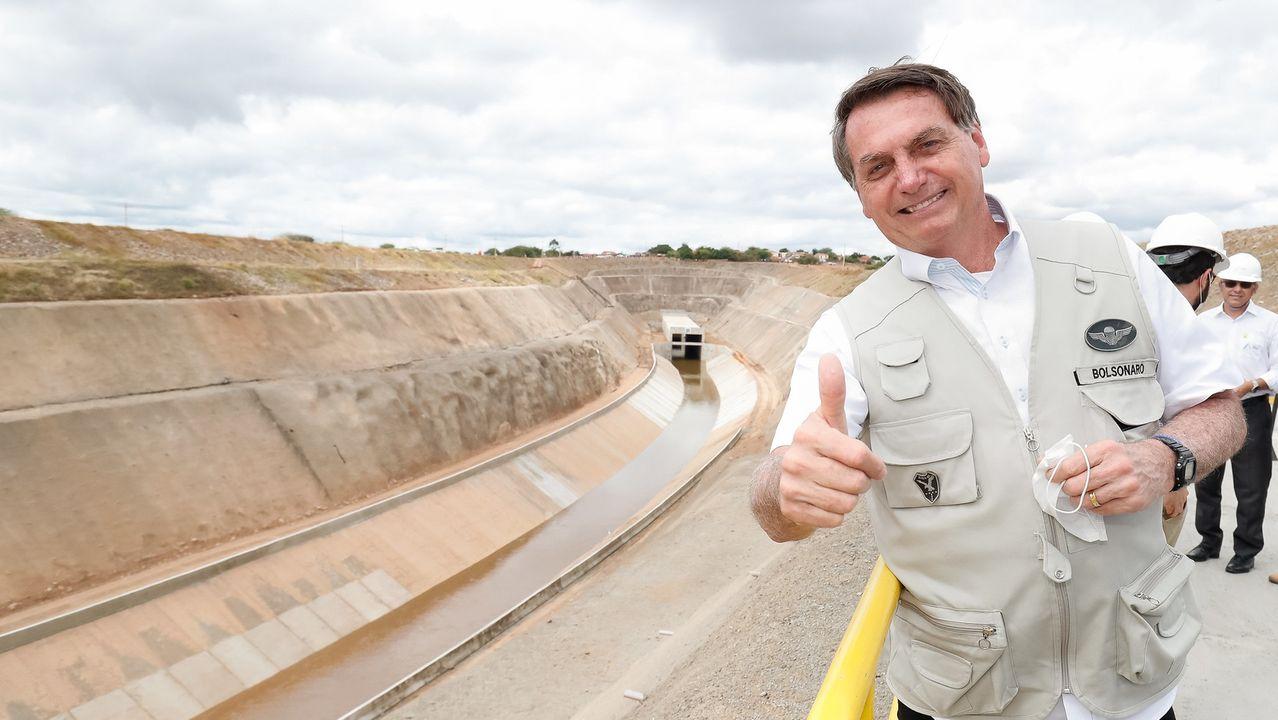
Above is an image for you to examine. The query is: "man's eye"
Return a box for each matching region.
[922,140,940,149]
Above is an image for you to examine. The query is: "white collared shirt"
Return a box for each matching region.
[771,195,1238,720]
[1198,301,1278,400]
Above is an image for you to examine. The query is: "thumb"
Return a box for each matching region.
[817,353,848,434]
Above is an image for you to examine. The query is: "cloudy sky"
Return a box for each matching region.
[0,0,1274,255]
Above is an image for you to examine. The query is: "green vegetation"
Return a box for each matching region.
[500,245,544,258]
[796,254,820,265]
[279,233,316,243]
[379,243,396,249]
[647,243,674,256]
[0,208,13,217]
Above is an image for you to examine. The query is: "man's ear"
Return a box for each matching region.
[970,124,990,167]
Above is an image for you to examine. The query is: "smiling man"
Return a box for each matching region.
[1191,252,1278,575]
[750,62,1244,720]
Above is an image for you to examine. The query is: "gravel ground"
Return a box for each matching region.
[625,498,888,720]
[0,217,71,257]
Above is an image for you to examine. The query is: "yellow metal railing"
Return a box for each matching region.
[807,556,902,720]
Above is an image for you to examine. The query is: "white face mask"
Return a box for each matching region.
[1032,434,1108,543]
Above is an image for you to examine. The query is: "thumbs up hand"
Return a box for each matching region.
[777,354,885,528]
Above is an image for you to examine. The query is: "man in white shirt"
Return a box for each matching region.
[1144,212,1232,543]
[750,61,1244,720]
[1191,253,1278,574]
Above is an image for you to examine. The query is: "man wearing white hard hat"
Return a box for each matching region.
[1192,252,1278,575]
[1145,212,1230,312]
[1144,213,1236,543]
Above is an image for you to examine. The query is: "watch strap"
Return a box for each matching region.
[1153,434,1194,491]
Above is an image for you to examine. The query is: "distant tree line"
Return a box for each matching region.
[646,244,774,262]
[646,243,891,266]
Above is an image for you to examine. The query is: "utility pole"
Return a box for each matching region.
[124,203,129,227]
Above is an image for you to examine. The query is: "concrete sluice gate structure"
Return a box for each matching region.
[0,266,837,720]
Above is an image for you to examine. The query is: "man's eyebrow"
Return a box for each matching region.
[856,126,951,167]
[910,126,949,146]
[856,151,890,168]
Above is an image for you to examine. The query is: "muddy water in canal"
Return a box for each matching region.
[202,358,718,719]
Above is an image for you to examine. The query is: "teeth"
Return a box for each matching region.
[902,191,944,214]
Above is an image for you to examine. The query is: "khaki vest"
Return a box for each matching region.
[834,220,1201,720]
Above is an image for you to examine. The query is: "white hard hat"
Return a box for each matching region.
[1218,252,1262,283]
[1146,213,1228,272]
[1062,211,1108,224]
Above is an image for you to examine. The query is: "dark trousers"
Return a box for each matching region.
[1194,394,1274,559]
[896,702,1175,720]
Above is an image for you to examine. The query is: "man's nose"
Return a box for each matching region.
[896,158,925,194]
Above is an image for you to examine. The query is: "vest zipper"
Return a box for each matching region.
[1133,552,1181,604]
[1023,427,1040,453]
[1024,425,1070,692]
[1048,521,1071,692]
[899,600,999,649]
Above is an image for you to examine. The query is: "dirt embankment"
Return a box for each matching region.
[0,215,870,301]
[0,216,567,301]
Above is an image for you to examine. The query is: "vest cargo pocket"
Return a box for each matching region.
[876,337,930,400]
[1075,364,1165,442]
[869,410,978,508]
[1115,548,1201,685]
[887,596,1018,716]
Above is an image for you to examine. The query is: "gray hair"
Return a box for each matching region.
[832,60,980,188]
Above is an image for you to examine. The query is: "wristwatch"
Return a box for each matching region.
[1152,434,1196,491]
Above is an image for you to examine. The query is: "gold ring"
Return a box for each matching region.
[1088,491,1101,508]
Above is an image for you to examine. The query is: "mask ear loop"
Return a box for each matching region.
[1045,442,1092,514]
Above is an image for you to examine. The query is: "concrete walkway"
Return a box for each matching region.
[1174,459,1278,718]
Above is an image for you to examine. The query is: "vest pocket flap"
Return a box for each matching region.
[870,410,972,465]
[1156,598,1187,638]
[911,642,972,689]
[1078,375,1165,427]
[876,337,925,367]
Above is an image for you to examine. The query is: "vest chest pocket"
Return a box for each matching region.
[1115,548,1202,685]
[869,410,979,508]
[1075,359,1165,442]
[887,595,1018,716]
[877,337,930,401]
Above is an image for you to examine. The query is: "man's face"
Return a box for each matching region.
[1220,278,1258,310]
[843,88,990,257]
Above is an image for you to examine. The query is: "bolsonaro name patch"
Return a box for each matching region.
[1074,359,1158,385]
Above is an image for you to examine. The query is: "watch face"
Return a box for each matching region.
[1184,457,1197,481]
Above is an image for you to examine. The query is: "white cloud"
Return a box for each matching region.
[0,0,1272,256]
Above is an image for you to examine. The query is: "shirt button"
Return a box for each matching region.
[1000,336,1009,348]
[1055,569,1066,580]
[1018,388,1028,401]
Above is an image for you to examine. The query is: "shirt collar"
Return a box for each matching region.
[895,194,1022,293]
[1206,302,1259,320]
